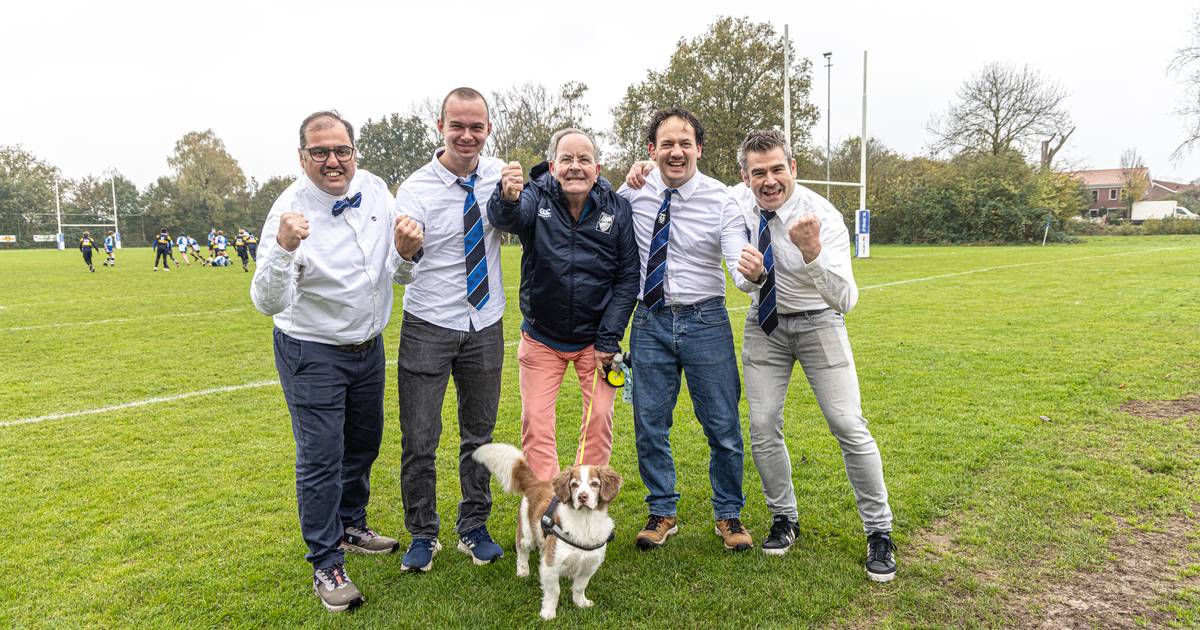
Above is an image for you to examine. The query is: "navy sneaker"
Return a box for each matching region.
[458,524,504,565]
[866,531,897,582]
[400,538,442,572]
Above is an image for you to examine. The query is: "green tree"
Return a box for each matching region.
[358,111,439,191]
[247,175,294,232]
[167,130,250,232]
[69,173,140,228]
[608,16,819,184]
[0,145,62,246]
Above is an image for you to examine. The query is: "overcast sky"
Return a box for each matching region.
[5,0,1199,188]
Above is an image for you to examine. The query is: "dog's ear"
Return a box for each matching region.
[595,466,623,505]
[551,468,574,504]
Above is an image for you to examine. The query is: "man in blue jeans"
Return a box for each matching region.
[617,107,766,552]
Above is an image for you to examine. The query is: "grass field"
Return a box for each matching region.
[1,236,1199,628]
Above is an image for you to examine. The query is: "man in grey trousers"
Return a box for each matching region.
[735,129,896,581]
[392,87,507,572]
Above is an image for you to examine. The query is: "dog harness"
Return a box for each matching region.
[540,496,616,551]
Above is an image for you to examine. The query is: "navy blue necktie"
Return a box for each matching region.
[459,174,490,310]
[757,210,778,335]
[642,188,676,310]
[332,192,361,217]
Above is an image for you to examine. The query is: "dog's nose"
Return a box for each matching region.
[577,493,589,504]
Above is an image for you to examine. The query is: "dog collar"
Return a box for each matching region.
[540,496,616,551]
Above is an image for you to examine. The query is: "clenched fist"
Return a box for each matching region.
[501,161,524,201]
[394,215,425,261]
[788,213,822,263]
[277,212,310,252]
[737,244,766,282]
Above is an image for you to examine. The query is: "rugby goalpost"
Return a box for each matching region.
[55,174,122,250]
[783,25,870,258]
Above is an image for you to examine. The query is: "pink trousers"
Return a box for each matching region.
[517,332,616,480]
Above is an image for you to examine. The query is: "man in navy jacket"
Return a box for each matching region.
[488,128,639,480]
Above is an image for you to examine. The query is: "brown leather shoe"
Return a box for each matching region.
[635,514,678,550]
[715,518,753,551]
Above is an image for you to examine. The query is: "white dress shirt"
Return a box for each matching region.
[394,150,506,332]
[619,169,760,306]
[734,183,859,314]
[250,169,412,345]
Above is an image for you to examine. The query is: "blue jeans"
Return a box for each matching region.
[274,329,386,569]
[630,297,745,520]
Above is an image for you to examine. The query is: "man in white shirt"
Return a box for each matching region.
[251,110,424,612]
[735,129,895,580]
[617,108,766,553]
[392,87,506,572]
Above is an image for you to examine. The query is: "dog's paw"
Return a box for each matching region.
[539,608,557,621]
[573,596,594,608]
[516,563,530,578]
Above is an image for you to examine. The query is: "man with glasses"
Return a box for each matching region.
[392,87,506,573]
[251,110,425,612]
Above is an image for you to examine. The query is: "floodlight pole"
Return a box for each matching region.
[783,25,791,149]
[55,178,64,250]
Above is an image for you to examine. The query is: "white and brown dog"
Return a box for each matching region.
[472,443,622,620]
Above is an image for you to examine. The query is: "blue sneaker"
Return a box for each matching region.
[400,538,441,572]
[457,525,504,565]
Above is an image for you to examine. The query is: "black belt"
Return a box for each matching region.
[333,336,378,353]
[779,308,832,318]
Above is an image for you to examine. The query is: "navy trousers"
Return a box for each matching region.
[274,328,385,569]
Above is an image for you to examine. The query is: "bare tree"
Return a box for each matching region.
[929,63,1073,160]
[1120,148,1149,215]
[1170,12,1200,158]
[488,82,593,165]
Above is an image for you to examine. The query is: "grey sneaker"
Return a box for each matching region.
[313,564,364,612]
[341,525,400,554]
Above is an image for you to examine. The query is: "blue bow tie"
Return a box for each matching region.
[332,192,362,217]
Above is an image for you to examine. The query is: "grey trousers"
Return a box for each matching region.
[742,308,893,534]
[397,312,503,539]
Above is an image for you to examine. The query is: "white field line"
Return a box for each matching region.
[2,341,524,428]
[855,246,1184,291]
[3,307,247,332]
[725,246,1185,313]
[2,246,1185,429]
[0,380,280,428]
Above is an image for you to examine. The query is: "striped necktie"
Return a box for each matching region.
[642,188,677,310]
[459,174,490,310]
[757,210,778,335]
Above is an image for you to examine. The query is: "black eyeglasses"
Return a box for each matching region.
[304,145,355,162]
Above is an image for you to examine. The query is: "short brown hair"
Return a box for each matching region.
[646,107,705,148]
[737,129,793,172]
[299,111,355,148]
[440,87,490,121]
